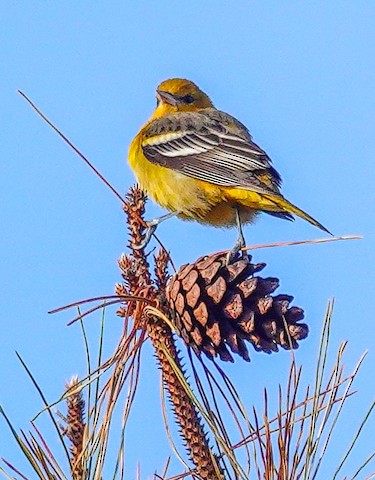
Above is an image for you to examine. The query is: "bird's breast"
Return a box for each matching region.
[129,134,218,217]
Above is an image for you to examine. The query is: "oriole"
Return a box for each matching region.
[128,78,330,261]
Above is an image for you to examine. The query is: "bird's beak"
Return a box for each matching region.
[157,90,178,106]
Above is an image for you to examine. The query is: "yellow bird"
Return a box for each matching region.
[128,78,330,261]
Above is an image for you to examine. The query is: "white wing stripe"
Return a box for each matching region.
[182,166,235,185]
[176,137,210,153]
[193,133,220,146]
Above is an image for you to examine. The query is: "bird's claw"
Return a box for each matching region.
[131,211,178,251]
[225,240,249,266]
[132,221,157,250]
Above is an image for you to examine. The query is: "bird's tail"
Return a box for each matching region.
[262,194,332,235]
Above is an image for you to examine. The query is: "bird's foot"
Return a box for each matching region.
[225,239,249,265]
[133,219,159,250]
[132,211,179,250]
[226,207,249,264]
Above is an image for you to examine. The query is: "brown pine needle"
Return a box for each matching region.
[18,90,126,205]
[1,459,29,480]
[246,234,362,252]
[217,234,362,257]
[48,294,153,315]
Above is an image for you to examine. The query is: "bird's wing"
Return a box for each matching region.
[141,109,282,195]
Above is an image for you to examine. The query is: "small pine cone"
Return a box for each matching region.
[64,376,86,479]
[166,253,308,362]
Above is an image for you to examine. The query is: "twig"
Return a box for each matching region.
[18,90,126,204]
[215,234,362,257]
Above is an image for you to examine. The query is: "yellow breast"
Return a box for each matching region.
[128,131,220,218]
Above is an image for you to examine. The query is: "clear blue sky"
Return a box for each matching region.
[1,2,374,478]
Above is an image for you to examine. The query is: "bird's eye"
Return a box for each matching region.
[156,96,160,107]
[180,94,194,104]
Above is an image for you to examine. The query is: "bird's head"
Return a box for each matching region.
[154,78,214,116]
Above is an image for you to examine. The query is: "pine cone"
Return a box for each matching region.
[166,252,308,362]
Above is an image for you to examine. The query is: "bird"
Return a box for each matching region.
[128,78,330,262]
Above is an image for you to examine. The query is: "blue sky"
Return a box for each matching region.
[1,2,374,478]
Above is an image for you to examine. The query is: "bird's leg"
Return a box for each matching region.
[134,211,179,250]
[226,208,248,264]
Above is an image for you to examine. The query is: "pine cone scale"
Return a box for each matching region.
[193,302,209,326]
[206,276,226,304]
[166,253,309,362]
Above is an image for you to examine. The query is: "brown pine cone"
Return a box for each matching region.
[166,252,308,362]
